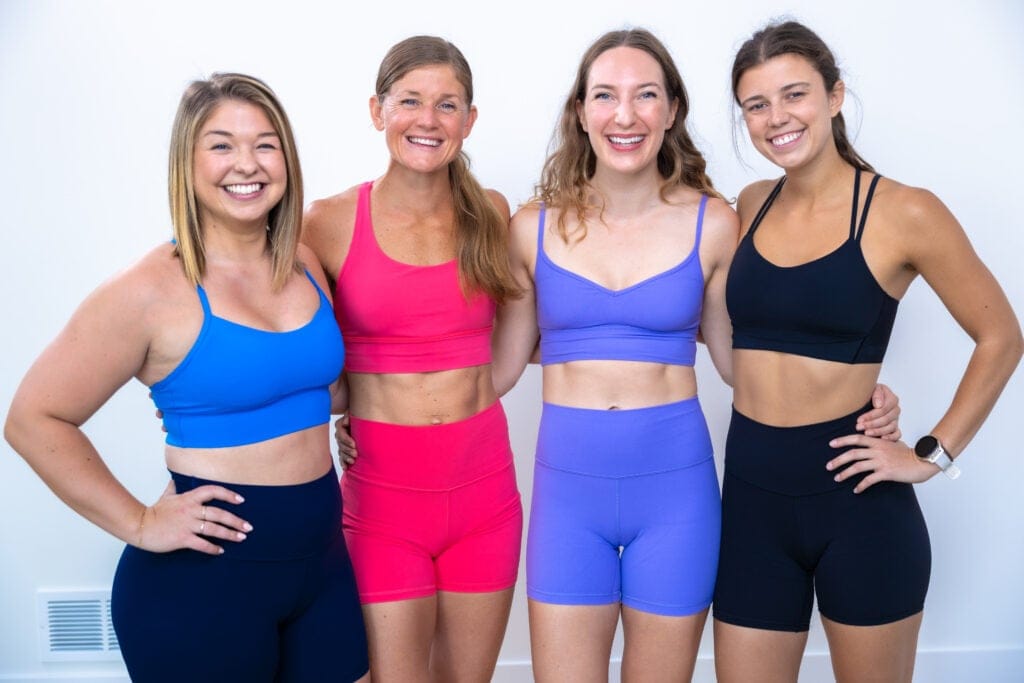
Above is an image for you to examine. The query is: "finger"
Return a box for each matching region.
[192,485,246,505]
[826,446,873,471]
[853,471,884,494]
[829,433,873,449]
[855,404,899,431]
[198,506,253,536]
[882,427,902,442]
[187,535,226,556]
[832,458,876,482]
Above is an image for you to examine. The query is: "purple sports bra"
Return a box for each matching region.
[536,196,708,366]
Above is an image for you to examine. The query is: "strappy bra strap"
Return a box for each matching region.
[694,194,709,248]
[195,284,213,316]
[536,202,547,253]
[748,177,786,235]
[854,173,884,241]
[848,168,863,240]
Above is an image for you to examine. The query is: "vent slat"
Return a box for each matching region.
[37,590,121,661]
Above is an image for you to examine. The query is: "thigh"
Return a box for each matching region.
[620,459,720,617]
[528,600,620,683]
[361,596,437,683]
[713,619,808,683]
[431,589,515,682]
[437,464,523,593]
[822,612,923,683]
[621,605,707,683]
[713,472,814,632]
[277,532,370,683]
[814,482,930,626]
[342,473,440,602]
[526,461,621,605]
[112,546,280,682]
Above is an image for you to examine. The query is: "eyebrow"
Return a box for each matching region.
[202,130,280,138]
[589,81,664,92]
[392,89,465,101]
[739,81,813,108]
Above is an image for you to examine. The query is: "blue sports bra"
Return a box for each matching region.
[726,169,898,364]
[150,271,344,448]
[536,196,707,366]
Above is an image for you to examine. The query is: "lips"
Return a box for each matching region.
[608,134,644,146]
[407,136,442,147]
[224,183,264,196]
[770,130,803,147]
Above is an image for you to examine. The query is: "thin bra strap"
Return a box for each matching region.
[748,177,786,235]
[303,269,329,301]
[694,194,709,248]
[536,202,547,253]
[848,168,863,240]
[195,284,213,316]
[854,174,884,241]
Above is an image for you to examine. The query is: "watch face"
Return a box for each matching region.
[915,435,939,458]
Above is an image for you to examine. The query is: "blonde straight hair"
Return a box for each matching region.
[168,73,303,290]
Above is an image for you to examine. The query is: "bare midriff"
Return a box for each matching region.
[347,364,497,426]
[732,349,882,426]
[542,360,697,410]
[164,424,333,485]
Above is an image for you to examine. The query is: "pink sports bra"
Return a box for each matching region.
[333,182,495,373]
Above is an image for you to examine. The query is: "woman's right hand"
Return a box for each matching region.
[137,481,251,555]
[335,414,358,469]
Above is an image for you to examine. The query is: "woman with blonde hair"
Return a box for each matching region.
[5,73,368,682]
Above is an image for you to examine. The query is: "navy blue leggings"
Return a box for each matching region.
[112,469,368,682]
[713,403,930,632]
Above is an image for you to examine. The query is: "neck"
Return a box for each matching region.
[201,222,271,265]
[781,143,853,201]
[377,162,454,217]
[588,164,665,220]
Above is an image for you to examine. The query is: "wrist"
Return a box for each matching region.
[914,434,961,480]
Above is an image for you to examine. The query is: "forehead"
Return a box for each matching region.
[587,46,666,88]
[200,99,276,134]
[388,64,467,98]
[736,53,823,97]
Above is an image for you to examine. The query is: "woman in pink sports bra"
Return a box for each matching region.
[302,36,523,682]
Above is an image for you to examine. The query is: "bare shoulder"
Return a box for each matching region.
[303,184,362,242]
[870,176,952,232]
[295,242,331,294]
[736,178,782,229]
[101,242,190,313]
[485,188,512,222]
[508,202,543,261]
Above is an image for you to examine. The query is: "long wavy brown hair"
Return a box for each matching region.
[535,28,723,242]
[376,36,519,303]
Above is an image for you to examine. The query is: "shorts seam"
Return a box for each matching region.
[713,607,810,632]
[538,454,714,479]
[819,604,925,627]
[623,595,710,617]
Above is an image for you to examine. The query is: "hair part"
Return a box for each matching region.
[375,36,519,303]
[731,20,875,173]
[534,28,723,243]
[168,72,303,291]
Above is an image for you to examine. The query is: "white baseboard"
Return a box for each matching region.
[3,647,1021,682]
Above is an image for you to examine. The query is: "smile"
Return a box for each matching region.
[224,183,264,195]
[770,131,803,147]
[407,136,442,147]
[608,135,644,145]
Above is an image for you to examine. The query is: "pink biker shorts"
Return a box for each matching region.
[340,401,523,603]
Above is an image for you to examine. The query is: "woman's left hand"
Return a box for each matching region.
[827,434,940,493]
[854,384,902,441]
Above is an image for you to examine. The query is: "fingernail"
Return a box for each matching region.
[235,495,245,503]
[243,523,253,532]
[218,548,225,554]
[834,474,840,481]
[237,532,247,540]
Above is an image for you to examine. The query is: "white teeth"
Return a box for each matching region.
[225,183,262,195]
[609,135,644,145]
[771,131,802,146]
[408,136,441,147]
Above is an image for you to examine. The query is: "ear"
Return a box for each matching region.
[667,96,680,130]
[369,95,385,131]
[829,80,845,118]
[462,104,478,139]
[575,99,588,132]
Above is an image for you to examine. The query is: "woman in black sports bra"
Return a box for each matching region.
[713,21,1023,683]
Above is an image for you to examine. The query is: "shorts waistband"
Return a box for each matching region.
[170,468,341,560]
[346,401,513,489]
[725,401,872,495]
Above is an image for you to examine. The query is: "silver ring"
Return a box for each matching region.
[199,521,206,535]
[201,506,207,521]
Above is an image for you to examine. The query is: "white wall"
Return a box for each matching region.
[1,0,1021,680]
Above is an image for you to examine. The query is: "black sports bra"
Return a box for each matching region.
[726,169,898,364]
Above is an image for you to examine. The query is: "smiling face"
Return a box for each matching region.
[576,46,678,179]
[192,99,286,232]
[370,64,477,175]
[735,53,844,170]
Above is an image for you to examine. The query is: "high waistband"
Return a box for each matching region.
[537,396,712,477]
[345,401,514,490]
[725,401,872,495]
[170,468,341,560]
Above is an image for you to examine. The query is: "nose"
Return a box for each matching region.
[233,146,258,174]
[417,104,441,129]
[768,103,790,127]
[614,99,637,127]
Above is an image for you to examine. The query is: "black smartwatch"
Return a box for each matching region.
[914,435,961,480]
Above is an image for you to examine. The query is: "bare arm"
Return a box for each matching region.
[492,205,541,396]
[697,198,740,387]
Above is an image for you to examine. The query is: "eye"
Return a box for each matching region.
[593,91,613,102]
[436,101,459,114]
[745,102,767,113]
[400,98,420,109]
[257,142,279,150]
[638,90,658,100]
[210,142,230,151]
[785,91,806,101]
